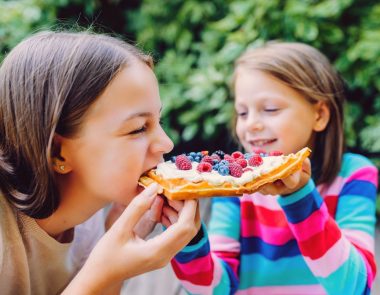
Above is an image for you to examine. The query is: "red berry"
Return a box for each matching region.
[243,167,253,172]
[224,155,235,163]
[269,150,284,156]
[248,155,263,167]
[252,147,266,154]
[201,155,214,165]
[229,162,243,177]
[236,158,247,168]
[175,154,192,170]
[231,151,244,159]
[197,162,212,172]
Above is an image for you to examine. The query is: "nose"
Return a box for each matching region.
[151,125,174,155]
[247,112,264,132]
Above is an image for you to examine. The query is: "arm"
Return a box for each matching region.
[172,197,241,294]
[278,160,377,295]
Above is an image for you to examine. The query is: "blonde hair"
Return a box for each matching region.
[233,42,345,185]
[0,31,152,218]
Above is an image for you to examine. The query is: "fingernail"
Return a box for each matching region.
[144,183,158,195]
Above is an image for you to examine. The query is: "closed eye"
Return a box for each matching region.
[129,125,147,135]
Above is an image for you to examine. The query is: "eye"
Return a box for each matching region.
[236,110,248,117]
[264,108,280,113]
[129,125,147,135]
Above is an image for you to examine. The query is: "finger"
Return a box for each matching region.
[177,199,198,223]
[114,183,159,232]
[167,199,184,212]
[161,215,171,228]
[162,205,179,224]
[302,158,311,175]
[281,170,301,189]
[150,196,164,222]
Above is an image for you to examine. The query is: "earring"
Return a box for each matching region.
[59,165,65,171]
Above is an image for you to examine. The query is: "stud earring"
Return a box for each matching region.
[59,165,65,171]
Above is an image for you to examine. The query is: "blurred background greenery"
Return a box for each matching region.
[1,0,379,210]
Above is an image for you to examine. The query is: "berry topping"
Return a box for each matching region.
[210,154,221,162]
[218,165,230,176]
[244,153,251,159]
[269,150,284,156]
[214,150,225,158]
[229,162,243,178]
[201,150,209,156]
[248,155,263,167]
[243,167,253,172]
[170,156,176,163]
[236,158,247,168]
[219,160,230,167]
[197,162,212,173]
[224,155,235,163]
[201,155,214,165]
[175,154,192,170]
[231,151,244,159]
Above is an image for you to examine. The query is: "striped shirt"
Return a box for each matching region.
[172,153,378,294]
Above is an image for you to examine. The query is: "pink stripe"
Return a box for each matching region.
[288,203,329,241]
[342,228,374,253]
[180,254,223,295]
[304,237,350,278]
[209,235,240,253]
[345,166,378,186]
[175,255,213,275]
[242,193,282,211]
[241,219,293,245]
[236,284,326,294]
[358,251,374,287]
[317,176,344,196]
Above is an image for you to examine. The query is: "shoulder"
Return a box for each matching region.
[339,153,378,178]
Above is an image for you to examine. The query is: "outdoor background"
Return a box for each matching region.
[1,0,380,293]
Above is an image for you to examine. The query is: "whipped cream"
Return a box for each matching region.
[155,156,287,186]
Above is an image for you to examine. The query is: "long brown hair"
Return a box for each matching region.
[0,31,152,218]
[233,42,346,185]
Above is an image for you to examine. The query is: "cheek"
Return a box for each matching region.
[235,120,246,140]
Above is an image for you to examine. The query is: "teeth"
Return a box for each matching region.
[252,139,271,146]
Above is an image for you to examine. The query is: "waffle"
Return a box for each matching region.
[139,147,311,200]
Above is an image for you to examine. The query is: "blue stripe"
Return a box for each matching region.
[220,260,239,295]
[340,180,377,202]
[281,189,323,223]
[241,236,300,260]
[212,196,241,206]
[175,239,210,263]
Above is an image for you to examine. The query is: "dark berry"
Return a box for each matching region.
[248,155,263,167]
[219,160,230,166]
[175,154,192,170]
[229,162,243,177]
[214,150,225,158]
[170,156,176,163]
[187,156,194,161]
[218,165,230,176]
[197,162,212,173]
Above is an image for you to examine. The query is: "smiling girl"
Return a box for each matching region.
[171,42,378,294]
[0,31,200,294]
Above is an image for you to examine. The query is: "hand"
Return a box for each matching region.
[106,196,165,239]
[63,183,200,294]
[161,199,201,231]
[259,158,311,196]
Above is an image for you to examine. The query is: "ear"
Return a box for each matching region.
[51,134,73,174]
[313,101,330,132]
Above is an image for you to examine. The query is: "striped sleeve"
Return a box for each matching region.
[171,197,241,294]
[278,158,377,295]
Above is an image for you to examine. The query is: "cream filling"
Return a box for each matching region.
[155,156,287,186]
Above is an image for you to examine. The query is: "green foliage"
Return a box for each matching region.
[128,0,380,159]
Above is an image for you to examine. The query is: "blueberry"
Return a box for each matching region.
[190,152,197,157]
[218,165,230,176]
[212,159,219,165]
[170,156,176,163]
[187,156,194,161]
[220,160,229,166]
[194,156,201,162]
[244,153,251,159]
[212,163,219,170]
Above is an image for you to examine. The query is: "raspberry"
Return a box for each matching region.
[229,162,243,178]
[175,154,192,170]
[201,155,214,165]
[248,155,263,167]
[231,151,244,159]
[197,162,212,172]
[236,158,247,168]
[224,155,235,163]
[269,150,284,156]
[243,167,253,172]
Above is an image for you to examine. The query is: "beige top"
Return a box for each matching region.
[0,194,74,295]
